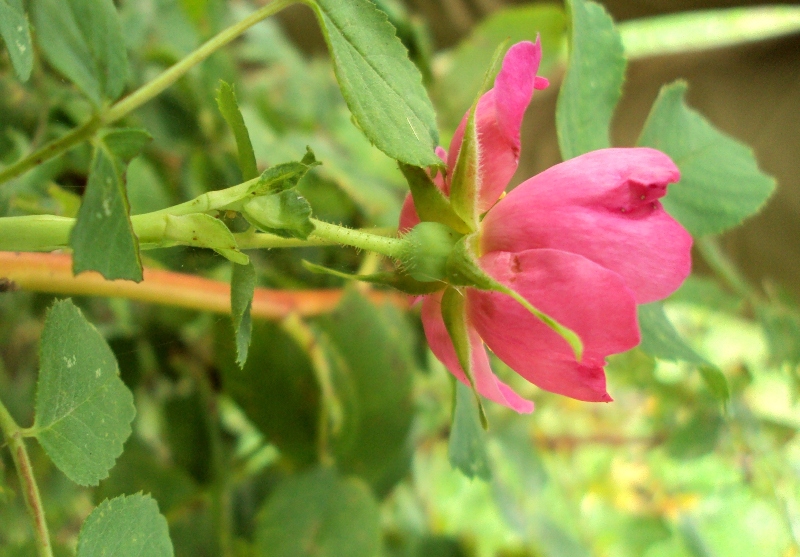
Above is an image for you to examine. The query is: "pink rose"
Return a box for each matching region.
[400,40,692,412]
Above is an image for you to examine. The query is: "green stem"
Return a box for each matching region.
[308,219,408,259]
[0,400,54,557]
[0,0,296,186]
[0,211,400,254]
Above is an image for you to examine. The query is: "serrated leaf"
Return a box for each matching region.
[76,494,173,557]
[638,303,729,403]
[305,0,441,167]
[216,80,258,181]
[246,149,320,196]
[0,0,33,81]
[319,290,415,495]
[556,0,626,160]
[255,467,381,557]
[70,141,143,281]
[32,0,129,106]
[231,261,256,367]
[243,191,314,240]
[449,381,491,480]
[303,260,443,295]
[163,213,248,264]
[638,81,776,236]
[32,299,135,486]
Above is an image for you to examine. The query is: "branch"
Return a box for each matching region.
[0,252,405,318]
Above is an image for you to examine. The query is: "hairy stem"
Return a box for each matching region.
[0,400,53,557]
[309,219,408,259]
[0,0,296,186]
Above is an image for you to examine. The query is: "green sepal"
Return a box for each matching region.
[446,235,584,361]
[397,162,470,234]
[448,106,480,231]
[303,260,444,295]
[245,147,321,197]
[400,221,463,283]
[243,190,315,240]
[162,214,249,265]
[441,286,488,429]
[446,40,509,231]
[216,80,259,181]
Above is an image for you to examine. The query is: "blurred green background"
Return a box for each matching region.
[1,0,799,556]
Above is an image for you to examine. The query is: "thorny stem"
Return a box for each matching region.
[0,399,54,557]
[0,0,297,186]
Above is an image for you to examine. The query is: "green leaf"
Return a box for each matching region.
[638,303,707,365]
[449,381,491,480]
[319,290,416,495]
[304,0,441,167]
[76,494,173,557]
[0,0,33,81]
[556,0,626,160]
[255,467,381,557]
[303,260,444,295]
[32,299,135,486]
[620,6,800,60]
[216,319,320,467]
[243,191,315,240]
[231,261,256,367]
[70,141,143,282]
[638,303,730,403]
[638,81,776,236]
[162,213,248,264]
[216,80,259,181]
[100,128,152,163]
[398,162,469,234]
[246,148,320,196]
[434,4,566,129]
[32,0,129,106]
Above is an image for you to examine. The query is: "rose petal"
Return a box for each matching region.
[421,293,534,413]
[467,249,640,402]
[480,148,692,303]
[448,40,544,213]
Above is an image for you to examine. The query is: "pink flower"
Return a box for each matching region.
[400,40,692,412]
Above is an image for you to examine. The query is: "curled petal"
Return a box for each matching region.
[421,292,534,413]
[480,148,692,303]
[467,249,640,401]
[448,40,545,212]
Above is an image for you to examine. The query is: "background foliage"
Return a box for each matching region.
[1,0,800,556]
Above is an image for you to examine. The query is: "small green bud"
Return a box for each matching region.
[242,191,314,240]
[400,222,462,282]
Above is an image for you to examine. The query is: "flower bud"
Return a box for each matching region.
[399,222,462,282]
